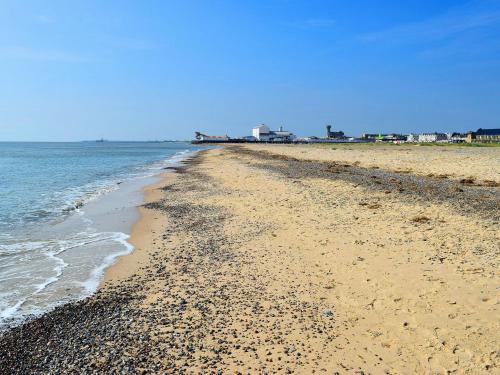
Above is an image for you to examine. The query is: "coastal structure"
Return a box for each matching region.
[467,128,500,143]
[362,133,406,142]
[193,125,296,143]
[406,132,467,143]
[194,132,230,142]
[252,124,296,142]
[192,126,494,144]
[406,133,447,143]
[406,133,418,142]
[418,133,448,143]
[446,132,468,143]
[240,135,257,142]
[252,124,271,140]
[325,125,345,139]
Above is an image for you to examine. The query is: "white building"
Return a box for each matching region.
[252,124,271,141]
[418,133,448,142]
[406,133,419,142]
[447,133,467,143]
[252,124,296,142]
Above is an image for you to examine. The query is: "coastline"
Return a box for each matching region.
[100,170,174,287]
[0,143,200,327]
[1,145,498,373]
[101,150,205,288]
[98,149,202,289]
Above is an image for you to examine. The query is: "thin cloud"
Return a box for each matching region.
[360,3,500,43]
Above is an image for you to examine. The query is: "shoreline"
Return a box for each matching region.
[0,147,199,329]
[100,170,173,287]
[1,145,498,374]
[101,151,203,288]
[99,150,203,288]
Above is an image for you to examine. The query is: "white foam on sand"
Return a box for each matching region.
[0,232,131,326]
[0,148,199,329]
[80,232,134,295]
[0,249,66,322]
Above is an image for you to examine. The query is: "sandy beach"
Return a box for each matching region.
[1,144,498,374]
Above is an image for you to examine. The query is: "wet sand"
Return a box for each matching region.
[1,145,498,374]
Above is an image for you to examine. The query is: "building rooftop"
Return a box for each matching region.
[202,135,229,139]
[475,128,500,135]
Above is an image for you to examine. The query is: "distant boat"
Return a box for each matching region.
[96,138,106,142]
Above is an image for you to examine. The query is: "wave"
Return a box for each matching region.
[0,231,133,327]
[57,149,194,212]
[0,248,66,323]
[0,148,198,329]
[80,232,134,295]
[0,148,194,230]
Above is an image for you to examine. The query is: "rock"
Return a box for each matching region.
[323,309,334,318]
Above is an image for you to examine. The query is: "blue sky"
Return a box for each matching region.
[0,0,499,141]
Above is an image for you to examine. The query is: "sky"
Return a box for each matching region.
[0,0,499,141]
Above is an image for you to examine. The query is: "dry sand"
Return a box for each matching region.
[1,144,498,374]
[244,143,500,184]
[105,144,498,373]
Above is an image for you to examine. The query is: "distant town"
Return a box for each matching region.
[193,125,500,144]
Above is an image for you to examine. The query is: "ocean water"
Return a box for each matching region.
[0,141,204,328]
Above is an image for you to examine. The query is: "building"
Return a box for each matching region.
[446,132,467,143]
[252,124,271,141]
[407,132,465,143]
[195,132,230,142]
[301,136,319,141]
[406,133,419,142]
[272,127,296,142]
[418,133,448,143]
[240,135,257,142]
[361,133,378,140]
[326,125,345,139]
[362,133,406,142]
[252,124,296,142]
[467,128,500,143]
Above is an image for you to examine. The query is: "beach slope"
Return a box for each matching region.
[1,145,498,374]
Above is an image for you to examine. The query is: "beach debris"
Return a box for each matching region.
[481,180,499,187]
[359,202,381,209]
[459,177,475,185]
[228,146,500,222]
[411,215,431,224]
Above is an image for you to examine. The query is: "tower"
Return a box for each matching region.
[326,125,332,138]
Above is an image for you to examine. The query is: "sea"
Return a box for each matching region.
[0,141,205,329]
